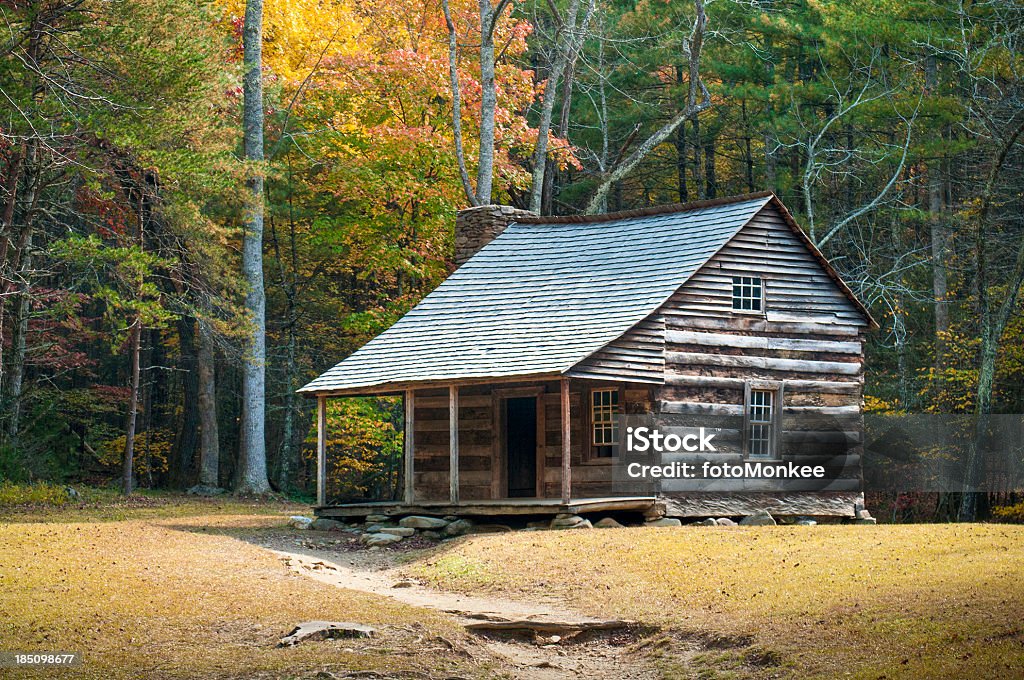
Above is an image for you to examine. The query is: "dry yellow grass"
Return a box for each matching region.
[410,524,1024,679]
[0,503,491,680]
[5,495,1022,679]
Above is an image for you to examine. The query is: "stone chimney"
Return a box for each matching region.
[455,205,537,267]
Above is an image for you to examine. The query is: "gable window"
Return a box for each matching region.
[732,276,763,312]
[591,388,620,458]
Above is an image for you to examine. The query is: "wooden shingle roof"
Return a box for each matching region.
[299,193,866,396]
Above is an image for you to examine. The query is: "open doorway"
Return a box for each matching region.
[505,397,537,498]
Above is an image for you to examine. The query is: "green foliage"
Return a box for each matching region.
[53,234,176,341]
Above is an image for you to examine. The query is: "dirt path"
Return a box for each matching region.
[272,548,589,621]
[257,536,661,679]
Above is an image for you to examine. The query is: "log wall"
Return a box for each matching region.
[655,203,867,495]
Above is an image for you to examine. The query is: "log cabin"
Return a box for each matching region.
[299,192,877,521]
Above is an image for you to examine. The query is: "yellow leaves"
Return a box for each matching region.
[97,429,175,476]
[0,482,73,507]
[992,501,1024,523]
[864,394,903,415]
[219,0,363,86]
[302,397,403,501]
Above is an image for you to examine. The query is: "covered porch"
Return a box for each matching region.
[311,377,658,518]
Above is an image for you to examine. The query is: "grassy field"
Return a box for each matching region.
[3,492,1022,679]
[410,523,1024,679]
[0,494,492,680]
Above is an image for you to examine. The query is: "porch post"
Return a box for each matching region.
[404,388,415,504]
[316,395,327,507]
[449,385,459,504]
[561,378,571,503]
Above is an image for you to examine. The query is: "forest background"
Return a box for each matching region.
[0,0,1021,521]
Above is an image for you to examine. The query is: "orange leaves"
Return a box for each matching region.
[216,0,549,201]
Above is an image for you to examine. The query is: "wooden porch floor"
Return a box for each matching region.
[314,496,660,519]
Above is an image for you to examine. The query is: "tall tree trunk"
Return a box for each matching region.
[742,99,754,192]
[0,146,25,395]
[930,179,948,365]
[528,0,593,213]
[277,321,297,492]
[595,32,610,213]
[691,116,703,199]
[475,0,497,205]
[0,139,37,441]
[441,0,476,205]
[542,36,583,214]
[541,157,556,215]
[675,66,689,202]
[0,14,42,394]
[926,57,949,370]
[122,317,142,494]
[237,0,271,494]
[2,134,42,454]
[141,330,155,489]
[5,239,31,449]
[762,34,777,192]
[197,321,220,488]
[172,316,199,487]
[703,132,717,199]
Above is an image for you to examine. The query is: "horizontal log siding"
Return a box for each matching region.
[663,205,866,329]
[567,316,666,383]
[654,203,865,498]
[412,386,494,501]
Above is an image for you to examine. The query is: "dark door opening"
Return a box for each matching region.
[505,397,537,498]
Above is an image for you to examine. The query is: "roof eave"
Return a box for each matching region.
[297,370,566,398]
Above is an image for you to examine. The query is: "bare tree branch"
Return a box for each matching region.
[585,0,709,214]
[528,0,595,213]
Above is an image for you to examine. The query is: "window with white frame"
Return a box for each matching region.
[732,276,763,311]
[591,388,619,458]
[747,389,773,457]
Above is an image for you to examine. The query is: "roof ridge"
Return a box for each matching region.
[514,191,775,225]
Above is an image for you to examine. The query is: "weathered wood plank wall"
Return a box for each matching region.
[568,316,666,383]
[411,380,651,501]
[655,204,867,497]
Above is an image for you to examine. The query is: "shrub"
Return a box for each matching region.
[97,429,173,478]
[0,481,74,507]
[992,501,1024,523]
